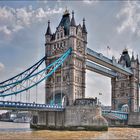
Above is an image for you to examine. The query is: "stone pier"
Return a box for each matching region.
[30,99,108,131]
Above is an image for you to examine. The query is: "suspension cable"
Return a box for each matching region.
[0,48,72,97]
[35,68,38,103]
[61,64,63,106]
[0,56,46,85]
[53,69,56,105]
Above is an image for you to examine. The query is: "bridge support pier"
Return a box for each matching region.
[30,105,108,131]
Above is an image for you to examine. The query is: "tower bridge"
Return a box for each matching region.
[0,9,140,129]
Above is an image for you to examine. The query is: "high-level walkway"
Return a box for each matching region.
[86,48,133,75]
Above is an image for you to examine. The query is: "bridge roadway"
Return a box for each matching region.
[102,110,128,121]
[0,101,64,111]
[86,48,133,76]
[0,101,128,121]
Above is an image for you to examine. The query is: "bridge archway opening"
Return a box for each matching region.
[86,70,111,106]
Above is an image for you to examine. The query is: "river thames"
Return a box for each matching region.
[0,121,140,139]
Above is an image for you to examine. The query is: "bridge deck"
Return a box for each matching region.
[102,110,128,120]
[0,101,64,111]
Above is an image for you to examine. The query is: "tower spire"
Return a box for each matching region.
[63,7,69,16]
[70,10,76,26]
[45,20,52,36]
[82,18,87,34]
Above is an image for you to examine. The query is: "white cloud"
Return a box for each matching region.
[83,0,98,5]
[0,26,11,35]
[0,62,5,71]
[117,1,140,36]
[0,6,63,36]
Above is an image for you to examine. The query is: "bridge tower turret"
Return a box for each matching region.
[45,20,52,43]
[112,49,139,112]
[45,10,87,105]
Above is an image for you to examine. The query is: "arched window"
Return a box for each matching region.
[57,33,59,39]
[57,43,59,48]
[63,41,65,46]
[61,32,63,38]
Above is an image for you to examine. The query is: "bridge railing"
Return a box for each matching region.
[0,101,64,111]
[102,110,128,120]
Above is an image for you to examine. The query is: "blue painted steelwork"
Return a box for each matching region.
[0,48,72,97]
[0,101,64,111]
[87,48,133,75]
[102,110,128,120]
[86,61,118,78]
[0,56,46,86]
[0,48,70,89]
[0,56,45,95]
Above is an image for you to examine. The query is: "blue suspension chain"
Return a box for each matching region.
[0,48,72,98]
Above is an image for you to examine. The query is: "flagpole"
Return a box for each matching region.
[107,46,110,57]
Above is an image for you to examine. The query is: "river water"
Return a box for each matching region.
[0,121,140,139]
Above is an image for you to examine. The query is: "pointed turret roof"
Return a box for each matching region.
[70,11,76,26]
[58,9,70,35]
[82,18,87,34]
[45,20,51,36]
[120,48,131,67]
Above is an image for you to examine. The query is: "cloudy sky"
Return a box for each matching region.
[0,0,140,106]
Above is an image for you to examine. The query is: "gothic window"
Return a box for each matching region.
[77,28,82,37]
[121,92,124,97]
[61,32,63,38]
[48,77,51,82]
[63,76,66,81]
[60,42,63,48]
[53,44,56,50]
[57,43,59,48]
[121,83,124,88]
[56,76,61,82]
[79,42,81,47]
[76,41,83,54]
[63,41,66,46]
[57,33,59,39]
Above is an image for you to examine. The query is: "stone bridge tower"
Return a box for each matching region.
[112,49,139,112]
[45,10,87,105]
